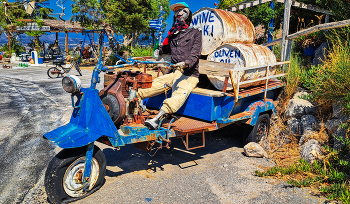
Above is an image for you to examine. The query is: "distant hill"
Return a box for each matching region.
[0,33,83,48]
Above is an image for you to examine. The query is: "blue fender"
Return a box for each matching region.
[245,99,276,126]
[44,88,119,148]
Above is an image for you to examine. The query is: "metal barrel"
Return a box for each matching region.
[192,8,255,55]
[206,43,277,90]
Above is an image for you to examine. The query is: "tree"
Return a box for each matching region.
[0,0,54,54]
[71,0,170,48]
[71,0,103,29]
[216,0,242,11]
[216,0,282,43]
[296,0,350,21]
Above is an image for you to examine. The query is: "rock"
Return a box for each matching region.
[333,127,347,151]
[300,139,324,163]
[340,115,350,122]
[325,118,342,135]
[259,136,271,152]
[305,105,317,115]
[299,131,316,145]
[293,91,309,99]
[313,42,329,66]
[301,115,319,135]
[298,115,319,145]
[243,142,269,158]
[343,154,350,161]
[287,118,301,135]
[332,101,343,118]
[331,101,350,121]
[285,98,316,119]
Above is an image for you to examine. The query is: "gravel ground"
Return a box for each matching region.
[0,65,330,204]
[0,65,96,203]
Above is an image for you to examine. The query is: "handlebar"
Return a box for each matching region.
[104,60,174,72]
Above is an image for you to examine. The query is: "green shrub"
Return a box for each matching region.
[302,28,350,102]
[258,27,350,203]
[255,137,350,203]
[285,53,303,97]
[0,41,25,56]
[131,45,153,57]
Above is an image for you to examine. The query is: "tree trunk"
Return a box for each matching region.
[123,35,133,47]
[35,35,40,52]
[7,31,11,55]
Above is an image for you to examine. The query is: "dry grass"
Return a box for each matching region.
[307,124,329,145]
[269,141,301,167]
[266,96,330,167]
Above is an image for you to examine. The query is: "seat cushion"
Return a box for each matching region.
[53,60,64,65]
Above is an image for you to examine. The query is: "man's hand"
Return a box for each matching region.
[173,62,189,69]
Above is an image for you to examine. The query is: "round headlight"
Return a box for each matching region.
[62,75,81,93]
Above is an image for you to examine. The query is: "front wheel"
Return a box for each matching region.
[246,114,270,144]
[44,145,106,204]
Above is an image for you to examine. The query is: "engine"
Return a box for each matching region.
[98,70,153,126]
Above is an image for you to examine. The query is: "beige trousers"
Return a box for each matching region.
[137,70,199,114]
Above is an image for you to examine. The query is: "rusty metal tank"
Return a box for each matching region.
[206,43,277,90]
[192,8,255,55]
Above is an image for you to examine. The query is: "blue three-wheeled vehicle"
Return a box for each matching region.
[43,52,289,203]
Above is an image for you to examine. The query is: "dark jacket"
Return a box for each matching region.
[162,28,202,78]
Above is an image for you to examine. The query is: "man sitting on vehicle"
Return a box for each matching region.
[137,2,202,129]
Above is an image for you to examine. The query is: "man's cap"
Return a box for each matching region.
[170,2,189,11]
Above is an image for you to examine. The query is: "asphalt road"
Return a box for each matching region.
[0,65,330,204]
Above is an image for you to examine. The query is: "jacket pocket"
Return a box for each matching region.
[179,38,192,47]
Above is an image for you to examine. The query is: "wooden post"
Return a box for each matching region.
[285,39,293,61]
[65,31,69,55]
[7,32,11,55]
[280,0,291,62]
[325,15,330,33]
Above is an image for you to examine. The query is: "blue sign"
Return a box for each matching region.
[149,18,163,30]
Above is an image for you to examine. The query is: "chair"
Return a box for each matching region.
[19,53,29,62]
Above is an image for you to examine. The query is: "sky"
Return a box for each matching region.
[48,0,217,40]
[4,0,217,44]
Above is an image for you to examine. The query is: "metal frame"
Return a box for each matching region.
[181,130,206,150]
[78,29,104,65]
[229,61,290,102]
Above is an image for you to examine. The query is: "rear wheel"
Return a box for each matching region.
[44,146,106,204]
[246,114,270,144]
[47,67,61,78]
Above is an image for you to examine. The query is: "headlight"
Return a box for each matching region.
[62,75,81,93]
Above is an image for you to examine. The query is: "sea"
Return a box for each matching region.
[0,33,158,51]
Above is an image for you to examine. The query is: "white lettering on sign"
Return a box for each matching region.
[192,10,216,36]
[192,9,224,55]
[208,46,245,66]
[17,26,50,31]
